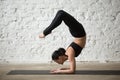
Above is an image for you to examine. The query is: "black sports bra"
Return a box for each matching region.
[69,42,83,57]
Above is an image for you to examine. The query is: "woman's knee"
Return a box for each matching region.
[57,10,65,15]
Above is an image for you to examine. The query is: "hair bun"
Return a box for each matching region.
[58,48,65,54]
[52,48,66,60]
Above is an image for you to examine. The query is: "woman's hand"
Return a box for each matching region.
[50,69,61,74]
[50,68,70,74]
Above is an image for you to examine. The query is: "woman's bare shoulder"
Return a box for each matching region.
[65,47,75,58]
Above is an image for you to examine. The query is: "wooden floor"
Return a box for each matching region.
[0,63,120,80]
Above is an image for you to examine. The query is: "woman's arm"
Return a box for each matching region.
[51,47,76,74]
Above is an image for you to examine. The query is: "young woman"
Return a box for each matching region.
[39,10,86,74]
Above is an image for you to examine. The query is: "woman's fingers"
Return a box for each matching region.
[50,69,60,74]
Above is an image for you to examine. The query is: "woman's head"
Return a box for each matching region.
[52,48,67,64]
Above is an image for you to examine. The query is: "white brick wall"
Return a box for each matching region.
[0,0,120,64]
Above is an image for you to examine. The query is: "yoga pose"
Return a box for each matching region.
[39,10,86,74]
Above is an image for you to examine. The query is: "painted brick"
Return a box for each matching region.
[0,0,120,64]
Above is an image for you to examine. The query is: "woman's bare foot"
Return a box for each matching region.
[39,33,45,38]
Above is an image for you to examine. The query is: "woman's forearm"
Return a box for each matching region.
[59,69,75,74]
[60,68,70,70]
[50,68,75,74]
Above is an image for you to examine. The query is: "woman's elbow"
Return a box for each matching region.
[69,70,75,74]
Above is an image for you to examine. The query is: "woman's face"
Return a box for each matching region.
[54,59,63,65]
[54,56,64,65]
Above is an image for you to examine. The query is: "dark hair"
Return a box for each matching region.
[52,48,66,60]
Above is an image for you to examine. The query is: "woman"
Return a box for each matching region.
[39,10,86,74]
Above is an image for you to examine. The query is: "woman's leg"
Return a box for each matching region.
[43,10,80,36]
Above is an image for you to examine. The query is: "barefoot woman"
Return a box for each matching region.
[39,10,86,74]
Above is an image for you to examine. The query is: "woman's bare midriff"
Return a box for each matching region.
[73,36,86,48]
